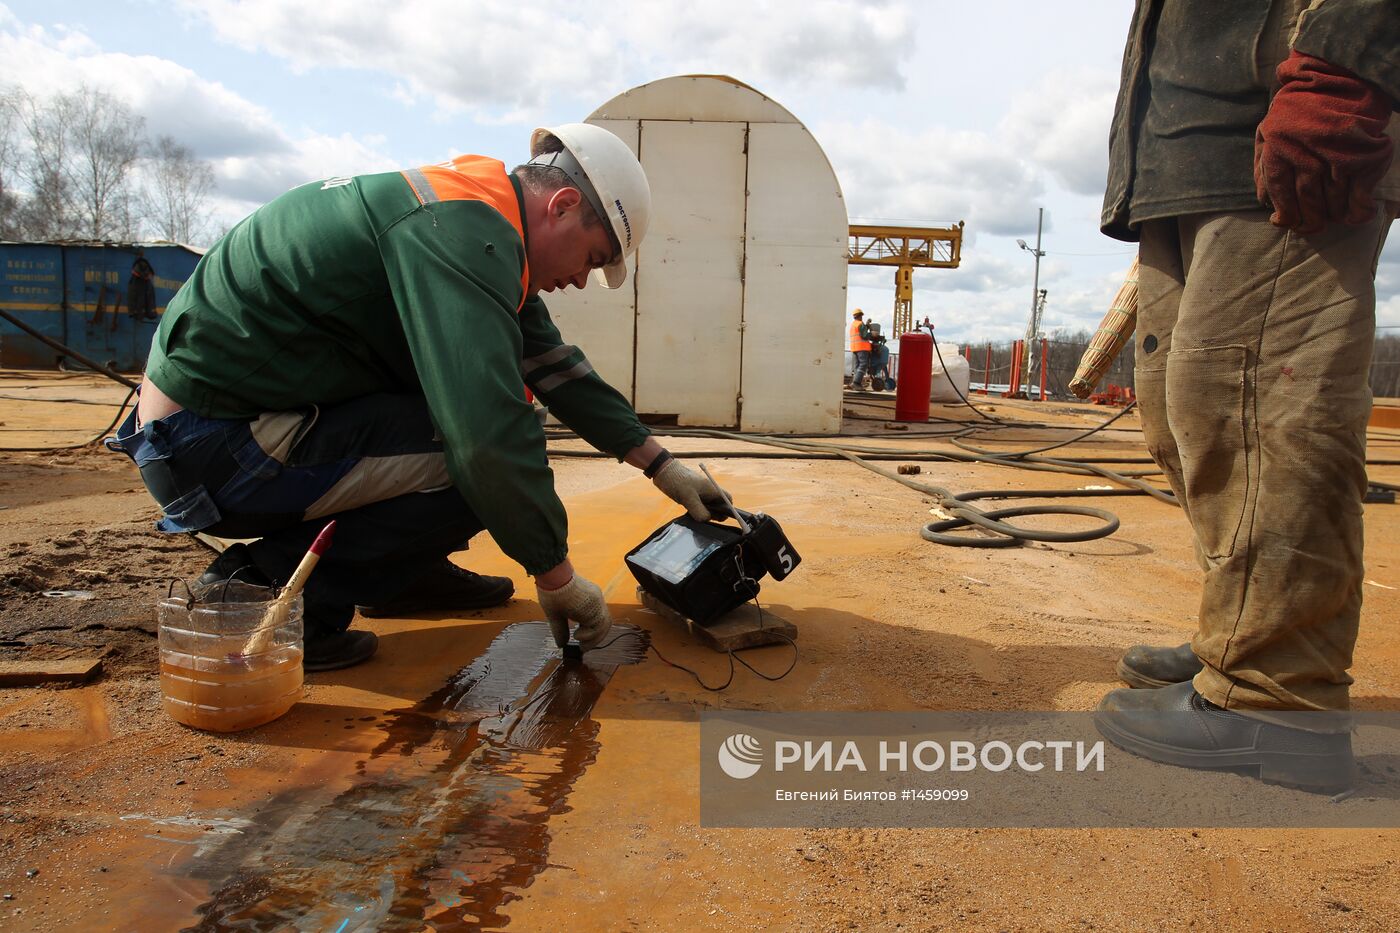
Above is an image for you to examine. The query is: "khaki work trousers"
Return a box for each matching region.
[1136,209,1393,712]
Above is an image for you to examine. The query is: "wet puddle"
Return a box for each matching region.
[178,621,649,931]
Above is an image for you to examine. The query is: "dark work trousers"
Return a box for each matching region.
[850,349,872,386]
[108,392,485,636]
[1135,208,1393,711]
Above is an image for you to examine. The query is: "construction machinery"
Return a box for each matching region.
[847,222,964,338]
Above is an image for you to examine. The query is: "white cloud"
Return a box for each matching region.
[213,132,400,205]
[178,0,620,118]
[1001,68,1117,197]
[818,57,1130,342]
[0,13,399,224]
[818,118,1044,237]
[0,20,283,159]
[1375,243,1400,312]
[175,0,914,121]
[620,0,913,90]
[1378,297,1400,333]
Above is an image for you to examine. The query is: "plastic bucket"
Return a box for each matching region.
[157,581,304,733]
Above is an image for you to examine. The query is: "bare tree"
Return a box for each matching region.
[0,86,22,238]
[141,134,215,244]
[14,88,77,239]
[10,86,145,240]
[68,86,144,240]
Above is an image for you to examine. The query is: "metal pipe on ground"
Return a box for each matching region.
[0,308,140,390]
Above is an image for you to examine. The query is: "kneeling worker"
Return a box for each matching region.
[110,124,729,670]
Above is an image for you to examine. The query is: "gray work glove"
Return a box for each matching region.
[537,575,612,651]
[653,459,731,521]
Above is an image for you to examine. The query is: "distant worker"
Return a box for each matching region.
[866,321,890,391]
[848,309,873,389]
[1095,0,1398,789]
[108,124,730,670]
[128,249,157,323]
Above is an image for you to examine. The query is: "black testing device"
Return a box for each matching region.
[625,508,800,625]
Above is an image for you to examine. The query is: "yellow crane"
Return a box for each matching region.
[847,222,965,338]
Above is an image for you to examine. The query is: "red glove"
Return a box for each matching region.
[1255,51,1394,234]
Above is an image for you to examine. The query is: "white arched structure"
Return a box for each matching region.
[546,75,848,433]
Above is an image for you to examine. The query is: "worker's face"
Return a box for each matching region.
[527,187,616,295]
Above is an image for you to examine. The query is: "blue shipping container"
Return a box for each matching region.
[0,241,202,372]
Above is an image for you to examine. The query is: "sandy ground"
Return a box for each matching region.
[1,372,1399,932]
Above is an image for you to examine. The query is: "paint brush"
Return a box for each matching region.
[240,520,336,660]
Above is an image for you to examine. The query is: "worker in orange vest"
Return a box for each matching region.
[848,309,873,389]
[109,124,732,671]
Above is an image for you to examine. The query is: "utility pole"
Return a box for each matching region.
[1016,208,1045,398]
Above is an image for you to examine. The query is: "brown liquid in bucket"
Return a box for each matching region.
[160,650,304,732]
[158,582,304,733]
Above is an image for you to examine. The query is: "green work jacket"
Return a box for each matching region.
[147,158,649,575]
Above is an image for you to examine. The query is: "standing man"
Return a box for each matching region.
[128,249,157,323]
[848,309,873,389]
[110,124,729,670]
[1094,0,1398,789]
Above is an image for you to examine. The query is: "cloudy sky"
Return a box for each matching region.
[4,0,1397,345]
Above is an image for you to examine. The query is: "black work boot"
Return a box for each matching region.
[297,599,377,672]
[1115,642,1204,689]
[196,543,272,590]
[304,630,379,672]
[199,545,378,672]
[357,559,514,618]
[1094,681,1353,792]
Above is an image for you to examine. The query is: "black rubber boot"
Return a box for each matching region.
[303,630,379,672]
[357,559,514,617]
[1115,642,1204,689]
[199,544,377,672]
[196,543,272,590]
[1094,681,1353,792]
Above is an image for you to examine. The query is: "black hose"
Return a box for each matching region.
[958,487,1152,500]
[952,402,1140,458]
[0,308,139,389]
[923,504,1120,548]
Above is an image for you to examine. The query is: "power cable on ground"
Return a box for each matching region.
[0,320,142,452]
[651,427,1154,546]
[0,385,136,452]
[951,402,1141,459]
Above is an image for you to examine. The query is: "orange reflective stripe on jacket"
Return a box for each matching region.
[849,319,871,352]
[401,155,531,311]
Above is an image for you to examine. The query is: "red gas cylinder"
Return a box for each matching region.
[894,332,933,422]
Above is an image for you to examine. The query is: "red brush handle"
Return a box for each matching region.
[309,520,336,557]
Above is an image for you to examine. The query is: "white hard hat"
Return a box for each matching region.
[529,123,651,288]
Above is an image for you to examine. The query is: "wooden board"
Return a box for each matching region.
[1371,405,1400,429]
[0,656,104,687]
[637,588,797,652]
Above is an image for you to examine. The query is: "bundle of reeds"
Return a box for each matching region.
[1070,257,1139,399]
